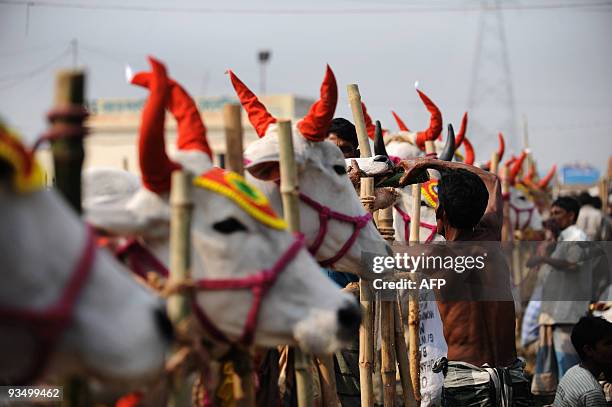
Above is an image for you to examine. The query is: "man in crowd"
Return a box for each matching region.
[553,315,612,407]
[527,197,590,402]
[398,157,532,406]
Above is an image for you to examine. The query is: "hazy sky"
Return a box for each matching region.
[1,0,611,175]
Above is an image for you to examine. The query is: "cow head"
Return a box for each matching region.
[85,58,360,353]
[503,152,544,233]
[228,66,389,275]
[0,123,170,385]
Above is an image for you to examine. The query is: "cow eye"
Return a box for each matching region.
[213,217,248,234]
[333,165,347,175]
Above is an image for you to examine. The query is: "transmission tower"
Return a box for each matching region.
[468,0,519,162]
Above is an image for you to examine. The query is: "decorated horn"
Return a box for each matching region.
[361,102,376,140]
[228,70,277,138]
[438,123,456,162]
[415,89,443,150]
[463,137,475,165]
[482,132,506,171]
[297,65,338,142]
[137,57,180,194]
[391,110,410,132]
[508,150,527,184]
[537,165,557,189]
[373,120,388,157]
[455,112,468,150]
[127,68,213,158]
[523,162,536,185]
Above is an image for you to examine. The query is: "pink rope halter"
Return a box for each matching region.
[394,204,437,243]
[0,226,96,384]
[114,234,305,347]
[298,192,372,268]
[509,202,535,231]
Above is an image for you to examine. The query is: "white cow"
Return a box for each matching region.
[0,126,171,386]
[503,152,544,235]
[85,58,360,353]
[227,66,390,275]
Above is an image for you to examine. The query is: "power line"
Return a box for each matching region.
[0,47,70,91]
[0,0,611,14]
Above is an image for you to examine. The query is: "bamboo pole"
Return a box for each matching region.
[167,170,194,406]
[600,178,609,217]
[347,84,376,407]
[490,151,499,175]
[378,206,397,406]
[394,297,418,407]
[359,178,375,407]
[347,84,372,158]
[223,103,255,407]
[277,120,315,407]
[224,104,244,176]
[407,184,422,406]
[49,69,86,213]
[50,70,90,407]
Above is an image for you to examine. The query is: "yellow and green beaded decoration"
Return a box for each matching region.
[193,167,287,230]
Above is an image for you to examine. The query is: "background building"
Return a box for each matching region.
[36,93,314,179]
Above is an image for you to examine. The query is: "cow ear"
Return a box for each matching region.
[245,160,281,181]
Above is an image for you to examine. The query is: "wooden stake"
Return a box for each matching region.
[168,170,194,406]
[490,151,499,175]
[377,206,397,406]
[223,103,255,407]
[346,84,372,158]
[347,83,376,407]
[600,178,609,217]
[278,120,314,407]
[408,184,422,405]
[49,69,86,213]
[359,178,375,407]
[394,297,418,407]
[224,104,244,176]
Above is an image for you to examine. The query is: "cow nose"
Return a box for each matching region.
[373,155,388,162]
[337,300,362,341]
[385,244,394,257]
[154,307,174,343]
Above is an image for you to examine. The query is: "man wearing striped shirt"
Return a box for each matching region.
[554,316,612,407]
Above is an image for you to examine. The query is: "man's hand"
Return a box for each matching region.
[526,255,544,268]
[373,187,399,211]
[348,159,366,189]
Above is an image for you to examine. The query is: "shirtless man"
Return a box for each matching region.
[398,157,533,406]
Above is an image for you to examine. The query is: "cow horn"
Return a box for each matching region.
[361,101,376,140]
[169,81,212,158]
[523,162,536,184]
[508,151,527,185]
[373,120,389,157]
[537,165,557,189]
[455,112,467,149]
[126,68,213,158]
[391,110,410,132]
[481,132,505,171]
[297,65,338,142]
[415,89,443,150]
[462,137,475,165]
[138,57,180,194]
[438,123,456,162]
[227,70,276,138]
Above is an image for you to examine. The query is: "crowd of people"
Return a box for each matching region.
[325,116,612,407]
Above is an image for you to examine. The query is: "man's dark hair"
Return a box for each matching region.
[437,168,489,229]
[552,196,580,223]
[578,192,592,207]
[571,316,612,360]
[591,196,603,210]
[328,118,358,149]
